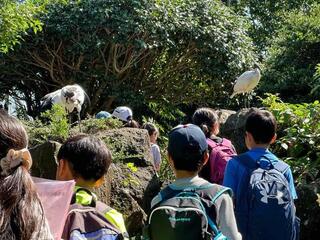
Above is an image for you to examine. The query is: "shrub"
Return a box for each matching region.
[261,94,320,184]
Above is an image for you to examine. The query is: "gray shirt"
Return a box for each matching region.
[151,143,161,169]
[151,176,242,240]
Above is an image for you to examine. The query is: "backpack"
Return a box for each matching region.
[62,188,126,240]
[235,153,300,240]
[200,138,236,184]
[144,184,231,240]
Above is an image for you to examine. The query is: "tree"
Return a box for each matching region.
[0,0,46,53]
[259,4,320,102]
[0,0,257,118]
[225,0,316,54]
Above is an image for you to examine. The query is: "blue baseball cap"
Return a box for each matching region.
[168,124,208,161]
[96,111,111,119]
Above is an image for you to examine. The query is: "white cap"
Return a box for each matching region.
[112,106,133,122]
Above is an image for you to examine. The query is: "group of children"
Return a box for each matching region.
[0,106,299,240]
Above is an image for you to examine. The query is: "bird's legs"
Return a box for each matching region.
[77,112,82,132]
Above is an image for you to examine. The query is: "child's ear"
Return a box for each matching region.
[56,159,72,181]
[202,151,209,166]
[271,133,277,144]
[213,123,220,135]
[56,159,64,180]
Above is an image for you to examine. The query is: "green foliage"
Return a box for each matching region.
[261,94,320,184]
[229,0,316,53]
[0,0,64,53]
[260,4,320,103]
[25,104,69,145]
[0,0,256,120]
[70,117,122,135]
[123,162,140,187]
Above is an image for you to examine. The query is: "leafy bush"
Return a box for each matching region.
[25,104,69,145]
[261,94,320,184]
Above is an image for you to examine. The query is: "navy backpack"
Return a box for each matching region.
[235,152,300,240]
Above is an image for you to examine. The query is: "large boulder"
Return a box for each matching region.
[96,128,153,166]
[29,141,61,179]
[30,128,160,236]
[217,108,256,154]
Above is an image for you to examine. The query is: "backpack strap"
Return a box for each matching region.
[273,160,290,174]
[71,187,97,207]
[234,152,258,169]
[206,187,232,235]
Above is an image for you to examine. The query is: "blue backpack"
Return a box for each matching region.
[235,153,300,240]
[145,184,231,240]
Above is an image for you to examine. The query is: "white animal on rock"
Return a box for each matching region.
[41,84,88,131]
[41,84,86,114]
[230,65,261,99]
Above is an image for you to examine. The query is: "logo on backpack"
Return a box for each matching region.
[259,186,285,205]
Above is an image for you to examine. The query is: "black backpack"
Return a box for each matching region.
[62,188,127,240]
[144,184,231,240]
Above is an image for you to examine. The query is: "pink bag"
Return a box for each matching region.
[200,138,236,184]
[33,177,75,240]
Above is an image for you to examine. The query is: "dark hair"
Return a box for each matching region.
[245,109,277,144]
[192,108,219,138]
[124,119,140,128]
[0,110,28,159]
[57,134,112,181]
[169,148,208,172]
[0,110,51,239]
[142,122,158,136]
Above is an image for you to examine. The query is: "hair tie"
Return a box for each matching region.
[0,148,32,176]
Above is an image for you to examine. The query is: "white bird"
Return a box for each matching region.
[41,84,88,130]
[230,65,261,99]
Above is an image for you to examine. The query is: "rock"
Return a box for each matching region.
[218,108,256,154]
[295,181,320,239]
[29,141,61,179]
[96,163,161,236]
[96,128,153,166]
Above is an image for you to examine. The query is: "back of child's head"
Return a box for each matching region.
[57,134,112,182]
[142,122,158,136]
[0,110,52,239]
[168,124,208,172]
[0,109,28,159]
[245,109,277,144]
[192,107,219,138]
[124,119,140,128]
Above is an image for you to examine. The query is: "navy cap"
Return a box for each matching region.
[168,124,208,161]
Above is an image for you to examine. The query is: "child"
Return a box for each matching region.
[149,124,241,240]
[223,109,299,240]
[0,110,53,240]
[56,134,128,239]
[142,122,161,172]
[192,107,236,184]
[112,106,140,128]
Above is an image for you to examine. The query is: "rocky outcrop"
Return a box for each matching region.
[30,128,160,236]
[29,141,61,179]
[217,108,256,154]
